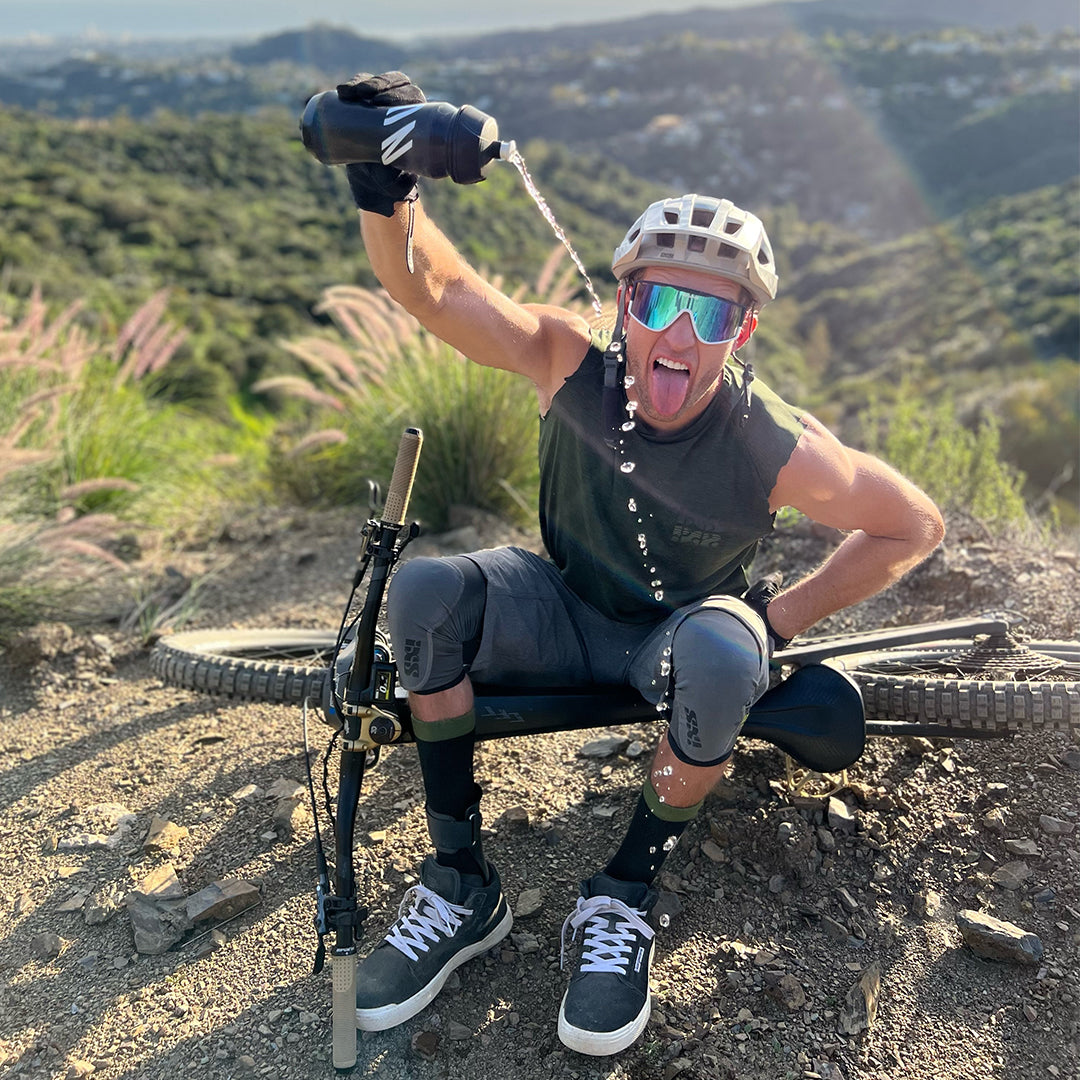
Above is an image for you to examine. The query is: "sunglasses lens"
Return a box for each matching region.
[630,282,745,344]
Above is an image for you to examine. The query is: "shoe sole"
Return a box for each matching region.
[557,992,651,1056]
[355,905,513,1031]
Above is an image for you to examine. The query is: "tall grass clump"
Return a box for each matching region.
[268,250,596,531]
[0,286,274,638]
[861,386,1029,527]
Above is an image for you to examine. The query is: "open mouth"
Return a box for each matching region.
[649,356,691,417]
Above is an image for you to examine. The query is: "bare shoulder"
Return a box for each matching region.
[770,413,943,538]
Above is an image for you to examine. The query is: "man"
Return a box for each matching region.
[340,72,944,1056]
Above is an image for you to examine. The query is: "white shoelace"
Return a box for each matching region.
[560,894,655,973]
[385,883,475,962]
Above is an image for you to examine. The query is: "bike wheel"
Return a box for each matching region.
[151,628,336,704]
[824,634,1080,736]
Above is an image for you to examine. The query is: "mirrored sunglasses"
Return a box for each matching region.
[629,280,748,345]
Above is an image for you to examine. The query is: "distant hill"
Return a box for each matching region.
[417,0,1080,59]
[230,26,407,72]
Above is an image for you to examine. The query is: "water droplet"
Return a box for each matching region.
[627,498,637,511]
[663,646,672,658]
[659,913,671,928]
[659,660,671,677]
[620,461,636,474]
[662,765,673,776]
[663,835,678,852]
[621,420,635,432]
[654,590,664,601]
[658,795,665,803]
[624,375,635,387]
[651,579,661,587]
[649,846,657,854]
[655,702,666,713]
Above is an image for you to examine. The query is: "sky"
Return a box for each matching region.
[0,0,815,42]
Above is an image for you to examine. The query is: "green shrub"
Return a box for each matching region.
[269,284,562,531]
[861,386,1029,527]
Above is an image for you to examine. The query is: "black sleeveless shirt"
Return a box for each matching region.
[537,332,805,623]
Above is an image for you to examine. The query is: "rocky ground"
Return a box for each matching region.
[1,506,1078,1080]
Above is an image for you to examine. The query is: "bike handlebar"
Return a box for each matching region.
[382,427,423,526]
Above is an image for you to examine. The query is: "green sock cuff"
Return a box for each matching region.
[643,777,703,823]
[413,708,476,742]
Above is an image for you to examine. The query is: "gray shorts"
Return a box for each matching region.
[387,546,770,766]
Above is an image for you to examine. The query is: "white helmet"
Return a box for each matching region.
[611,194,778,306]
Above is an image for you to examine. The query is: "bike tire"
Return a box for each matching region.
[825,638,1080,736]
[151,628,334,704]
[152,628,1080,738]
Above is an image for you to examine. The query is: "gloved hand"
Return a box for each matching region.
[743,572,793,654]
[337,71,425,216]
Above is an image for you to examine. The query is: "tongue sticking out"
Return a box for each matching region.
[650,360,691,418]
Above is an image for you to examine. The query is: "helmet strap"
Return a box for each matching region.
[601,284,630,450]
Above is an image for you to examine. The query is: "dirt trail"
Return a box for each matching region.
[1,508,1078,1080]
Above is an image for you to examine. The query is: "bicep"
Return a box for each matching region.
[770,414,941,539]
[422,278,590,394]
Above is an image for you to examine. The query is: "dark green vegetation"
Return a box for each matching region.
[0,20,1076,527]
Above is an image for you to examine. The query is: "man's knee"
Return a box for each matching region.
[667,610,767,766]
[386,556,486,692]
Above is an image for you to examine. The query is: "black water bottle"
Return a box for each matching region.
[300,92,515,184]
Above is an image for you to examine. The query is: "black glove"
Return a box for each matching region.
[337,71,425,217]
[743,572,792,653]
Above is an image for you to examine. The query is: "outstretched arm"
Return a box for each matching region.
[360,202,590,408]
[765,414,945,641]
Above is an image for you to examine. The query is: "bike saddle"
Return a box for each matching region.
[743,664,865,772]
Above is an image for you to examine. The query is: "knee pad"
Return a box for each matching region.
[666,610,768,767]
[386,556,486,693]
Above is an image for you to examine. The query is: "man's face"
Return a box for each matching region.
[622,266,750,432]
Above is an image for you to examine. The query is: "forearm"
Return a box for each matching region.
[767,525,942,641]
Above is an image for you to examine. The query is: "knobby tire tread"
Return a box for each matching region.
[150,630,331,705]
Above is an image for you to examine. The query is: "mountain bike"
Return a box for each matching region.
[150,428,1079,1070]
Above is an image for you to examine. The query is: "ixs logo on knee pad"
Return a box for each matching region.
[402,638,422,680]
[682,706,702,749]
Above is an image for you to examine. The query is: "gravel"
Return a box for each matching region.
[1,505,1077,1080]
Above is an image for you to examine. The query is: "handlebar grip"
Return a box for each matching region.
[382,427,423,526]
[332,952,358,1069]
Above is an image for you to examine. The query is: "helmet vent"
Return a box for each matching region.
[656,233,675,249]
[687,236,707,253]
[691,208,714,228]
[724,221,742,235]
[757,249,770,264]
[663,210,679,224]
[717,243,739,259]
[628,228,640,242]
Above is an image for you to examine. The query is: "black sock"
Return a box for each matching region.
[415,714,486,879]
[603,779,703,886]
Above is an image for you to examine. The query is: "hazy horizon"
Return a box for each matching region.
[0,0,818,43]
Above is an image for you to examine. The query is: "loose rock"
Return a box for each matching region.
[186,879,261,923]
[839,962,881,1035]
[577,734,630,758]
[143,816,189,853]
[30,932,62,959]
[990,861,1032,890]
[515,888,543,918]
[955,909,1043,965]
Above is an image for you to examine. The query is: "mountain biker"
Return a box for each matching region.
[340,72,945,1056]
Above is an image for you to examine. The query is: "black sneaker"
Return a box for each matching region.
[557,872,657,1056]
[355,856,512,1031]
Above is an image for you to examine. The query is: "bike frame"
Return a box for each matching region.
[318,430,1013,1069]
